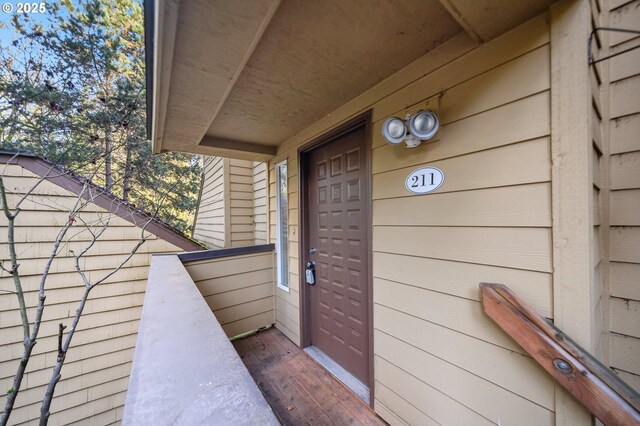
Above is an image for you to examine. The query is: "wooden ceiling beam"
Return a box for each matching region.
[437,0,483,43]
[199,0,281,143]
[158,0,281,156]
[198,136,277,162]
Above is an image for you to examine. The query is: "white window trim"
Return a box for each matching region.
[275,160,289,292]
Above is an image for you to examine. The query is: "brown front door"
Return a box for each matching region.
[305,124,370,385]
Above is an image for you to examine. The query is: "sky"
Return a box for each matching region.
[0,1,64,46]
[0,1,22,43]
[1,1,41,42]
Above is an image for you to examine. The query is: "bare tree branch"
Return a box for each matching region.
[0,171,30,340]
[71,214,110,288]
[39,208,153,424]
[0,159,106,425]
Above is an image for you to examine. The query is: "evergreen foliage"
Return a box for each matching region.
[0,0,201,233]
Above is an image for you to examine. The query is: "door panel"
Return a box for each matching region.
[307,125,370,384]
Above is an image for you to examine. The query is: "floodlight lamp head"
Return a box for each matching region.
[409,110,439,141]
[381,117,406,145]
[382,110,439,148]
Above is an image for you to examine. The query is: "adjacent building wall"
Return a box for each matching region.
[607,0,640,392]
[183,251,275,338]
[193,157,225,248]
[253,161,268,245]
[228,159,255,247]
[194,158,269,248]
[270,14,558,425]
[0,164,184,425]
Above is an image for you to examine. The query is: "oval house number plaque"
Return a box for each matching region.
[405,167,445,194]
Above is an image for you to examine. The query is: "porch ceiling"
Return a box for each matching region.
[149,0,554,161]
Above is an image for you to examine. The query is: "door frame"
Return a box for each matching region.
[297,110,374,406]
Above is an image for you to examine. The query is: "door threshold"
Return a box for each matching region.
[304,346,370,405]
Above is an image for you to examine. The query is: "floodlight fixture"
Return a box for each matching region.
[381,110,439,148]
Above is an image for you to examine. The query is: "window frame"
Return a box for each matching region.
[275,160,289,292]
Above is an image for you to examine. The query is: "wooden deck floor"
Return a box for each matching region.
[232,327,386,426]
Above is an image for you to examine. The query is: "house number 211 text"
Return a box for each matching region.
[405,167,445,194]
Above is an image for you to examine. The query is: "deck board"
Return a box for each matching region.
[233,327,386,426]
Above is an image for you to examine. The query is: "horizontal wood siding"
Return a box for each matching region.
[253,161,268,245]
[0,165,182,425]
[228,159,255,247]
[608,0,640,391]
[183,252,275,338]
[196,158,268,249]
[269,14,557,424]
[193,156,225,248]
[371,32,556,417]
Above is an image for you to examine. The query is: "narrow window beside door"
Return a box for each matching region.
[275,160,289,292]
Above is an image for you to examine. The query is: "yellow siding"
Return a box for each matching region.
[193,156,225,248]
[0,165,182,425]
[269,14,557,424]
[607,0,640,391]
[194,158,268,248]
[182,252,275,338]
[253,161,268,244]
[228,159,254,247]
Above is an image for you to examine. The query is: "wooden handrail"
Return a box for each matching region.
[480,283,640,426]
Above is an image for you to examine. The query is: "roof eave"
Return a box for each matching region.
[0,150,205,252]
[143,0,154,141]
[145,0,180,155]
